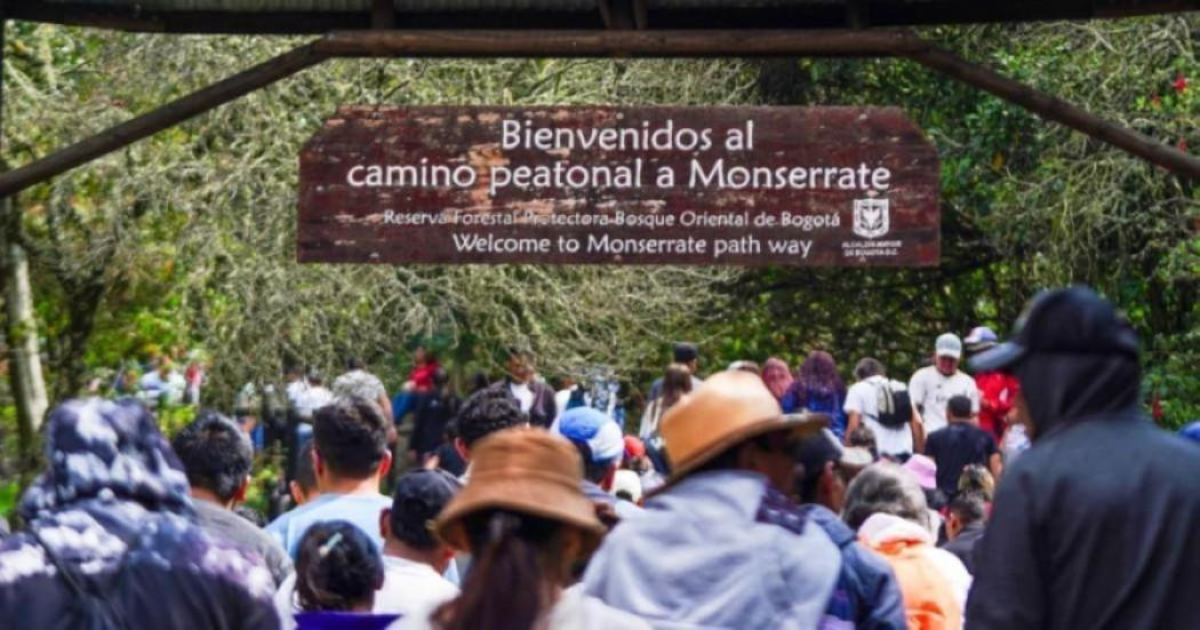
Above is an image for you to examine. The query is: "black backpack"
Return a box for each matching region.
[873,381,913,428]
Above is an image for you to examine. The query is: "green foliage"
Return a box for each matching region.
[0,17,1196,432]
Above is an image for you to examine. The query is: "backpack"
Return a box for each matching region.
[873,380,913,428]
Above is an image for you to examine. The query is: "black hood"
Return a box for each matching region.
[1014,352,1141,438]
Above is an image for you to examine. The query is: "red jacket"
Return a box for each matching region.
[974,371,1019,439]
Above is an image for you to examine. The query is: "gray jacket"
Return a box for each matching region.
[581,470,841,629]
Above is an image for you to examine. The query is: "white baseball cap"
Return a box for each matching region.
[935,333,963,359]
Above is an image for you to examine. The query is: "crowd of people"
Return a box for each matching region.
[1,286,1199,629]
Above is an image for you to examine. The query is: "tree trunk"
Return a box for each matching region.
[1,198,50,478]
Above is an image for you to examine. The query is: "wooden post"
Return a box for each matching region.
[313,29,929,58]
[371,0,395,30]
[907,45,1200,180]
[0,41,327,198]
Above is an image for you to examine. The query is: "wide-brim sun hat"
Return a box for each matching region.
[434,427,606,555]
[660,370,828,483]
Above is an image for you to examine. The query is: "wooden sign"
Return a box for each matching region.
[298,106,939,266]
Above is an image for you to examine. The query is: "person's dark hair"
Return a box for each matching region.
[948,492,988,527]
[433,368,451,389]
[796,351,846,398]
[171,410,253,503]
[455,388,526,448]
[313,399,389,478]
[295,521,384,612]
[389,470,462,551]
[947,395,973,421]
[569,441,615,484]
[294,438,318,494]
[924,487,948,512]
[795,430,842,504]
[661,363,693,411]
[306,368,325,387]
[848,425,878,459]
[673,342,700,364]
[345,356,367,371]
[435,511,570,630]
[469,371,490,394]
[854,358,886,381]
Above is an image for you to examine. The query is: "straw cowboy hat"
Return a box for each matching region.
[661,370,829,481]
[434,427,606,553]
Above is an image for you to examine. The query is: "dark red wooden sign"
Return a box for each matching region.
[297,106,939,266]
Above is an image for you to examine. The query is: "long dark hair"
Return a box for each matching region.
[661,363,694,410]
[434,510,570,630]
[295,521,384,612]
[795,351,846,399]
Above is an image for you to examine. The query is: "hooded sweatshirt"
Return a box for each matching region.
[0,399,278,630]
[581,470,841,629]
[966,353,1200,629]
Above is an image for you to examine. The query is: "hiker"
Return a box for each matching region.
[276,470,462,627]
[292,521,397,630]
[553,406,642,519]
[647,342,704,401]
[963,327,1020,441]
[638,362,693,440]
[409,368,460,464]
[843,462,972,629]
[0,399,277,629]
[940,492,988,575]
[290,438,320,507]
[581,371,841,628]
[843,358,916,459]
[267,399,392,557]
[783,351,849,439]
[794,430,907,629]
[924,395,1003,499]
[488,346,557,428]
[966,287,1200,628]
[909,334,980,439]
[760,357,793,404]
[173,411,293,586]
[333,357,394,421]
[451,386,529,482]
[395,428,648,629]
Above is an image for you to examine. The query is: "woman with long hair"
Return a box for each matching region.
[638,363,693,440]
[397,428,648,630]
[782,351,849,438]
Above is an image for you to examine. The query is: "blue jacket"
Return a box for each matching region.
[582,470,841,629]
[801,505,906,630]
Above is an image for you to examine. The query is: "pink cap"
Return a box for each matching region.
[904,454,938,490]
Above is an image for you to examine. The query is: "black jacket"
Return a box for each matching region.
[966,353,1200,629]
[489,379,557,428]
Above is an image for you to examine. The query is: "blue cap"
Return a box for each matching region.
[554,407,624,464]
[1179,421,1200,445]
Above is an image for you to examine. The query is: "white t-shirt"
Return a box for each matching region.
[509,382,534,414]
[294,386,334,419]
[844,376,913,456]
[390,585,650,630]
[908,367,981,434]
[275,556,459,630]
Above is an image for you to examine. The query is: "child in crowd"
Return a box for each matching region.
[293,521,396,630]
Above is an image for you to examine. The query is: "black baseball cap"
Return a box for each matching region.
[389,469,462,548]
[970,286,1139,373]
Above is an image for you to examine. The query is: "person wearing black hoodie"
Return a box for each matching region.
[965,287,1200,629]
